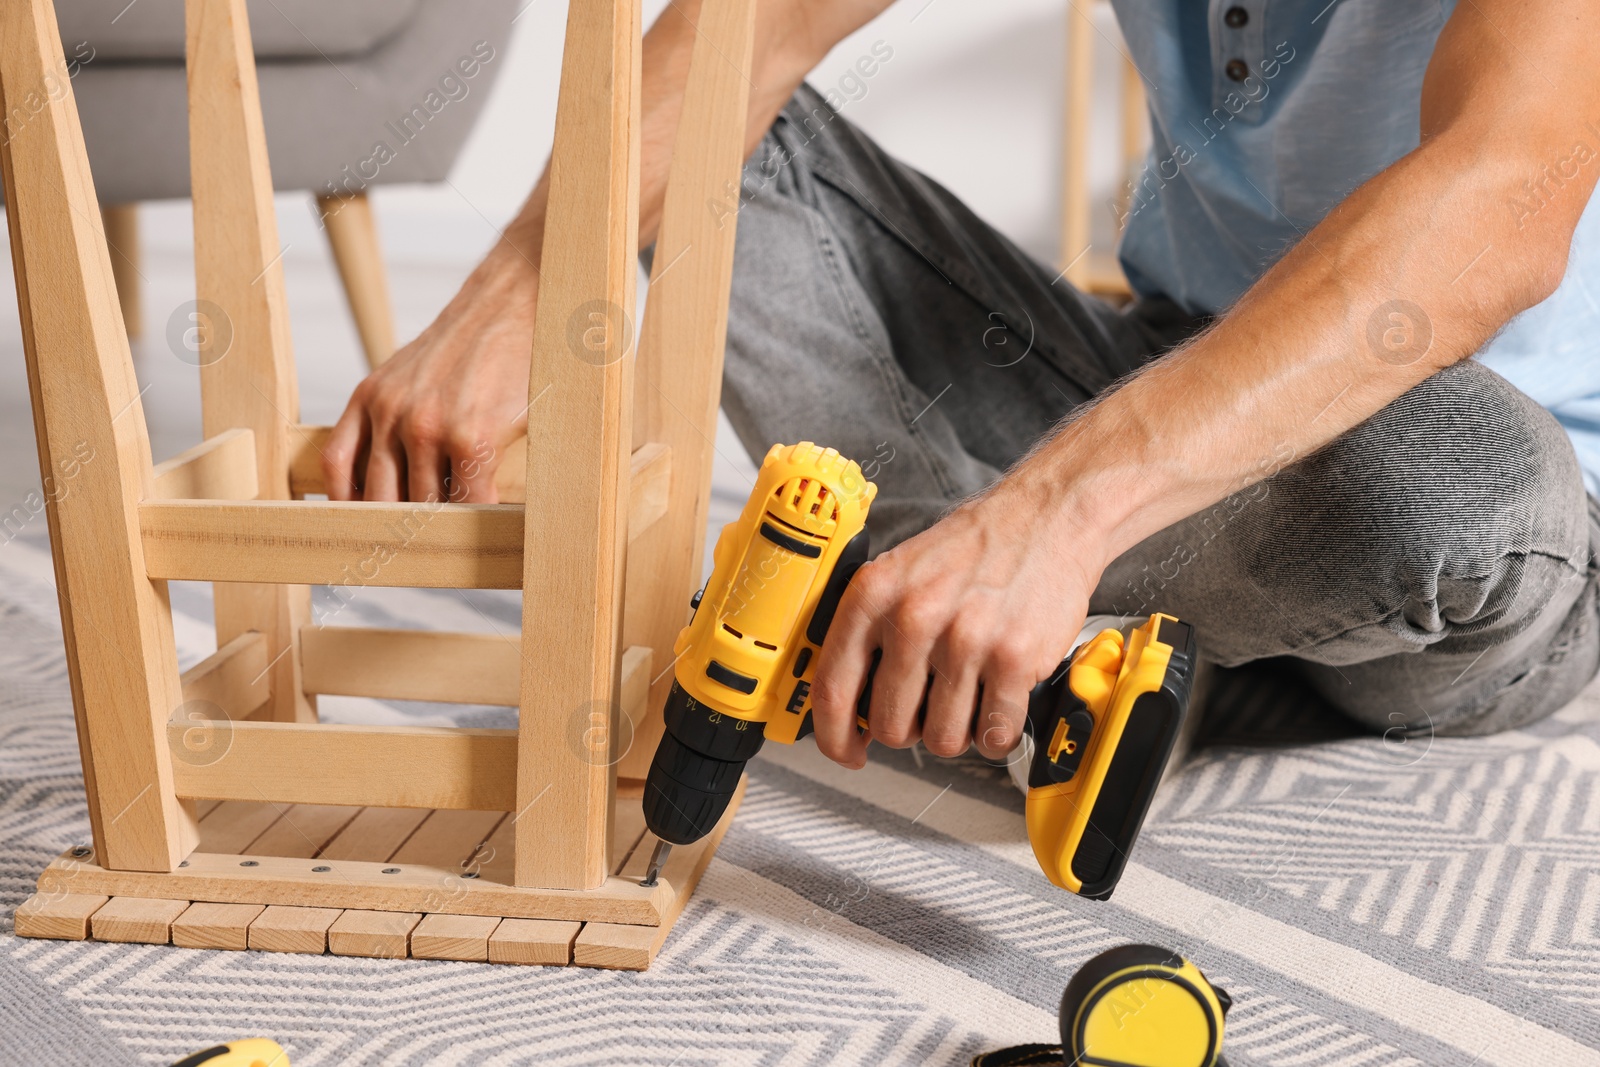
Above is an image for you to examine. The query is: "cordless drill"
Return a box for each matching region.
[640,442,873,883]
[640,442,1196,898]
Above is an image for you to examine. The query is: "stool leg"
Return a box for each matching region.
[2,0,196,870]
[618,0,759,781]
[187,0,315,724]
[514,0,643,891]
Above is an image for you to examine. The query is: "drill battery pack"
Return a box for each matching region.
[1024,613,1196,897]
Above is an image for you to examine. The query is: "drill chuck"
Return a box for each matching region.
[643,680,769,846]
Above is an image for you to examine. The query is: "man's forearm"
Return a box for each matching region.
[326,0,899,507]
[465,0,881,303]
[1008,146,1562,562]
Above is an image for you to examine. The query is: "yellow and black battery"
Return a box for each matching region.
[1024,614,1196,897]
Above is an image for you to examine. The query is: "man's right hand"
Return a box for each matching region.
[321,0,896,506]
[321,251,540,505]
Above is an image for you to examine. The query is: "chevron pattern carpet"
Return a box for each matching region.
[2,519,1599,1067]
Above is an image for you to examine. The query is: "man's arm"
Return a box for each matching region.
[321,0,894,503]
[810,0,1600,767]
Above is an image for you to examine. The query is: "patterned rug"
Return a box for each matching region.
[2,520,1599,1067]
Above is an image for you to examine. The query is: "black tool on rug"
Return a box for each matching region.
[973,944,1231,1067]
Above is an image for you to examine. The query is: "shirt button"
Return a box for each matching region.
[1225,58,1249,81]
[1225,6,1249,28]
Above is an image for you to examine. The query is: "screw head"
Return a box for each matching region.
[381,867,401,874]
[70,845,92,858]
[240,860,258,867]
[461,871,479,879]
[179,860,189,868]
[312,865,331,873]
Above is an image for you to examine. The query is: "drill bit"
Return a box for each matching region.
[641,840,672,887]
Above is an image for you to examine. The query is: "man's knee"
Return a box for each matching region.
[1263,359,1589,651]
[1325,361,1581,554]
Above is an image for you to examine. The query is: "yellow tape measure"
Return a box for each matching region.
[171,1039,288,1067]
[973,944,1231,1067]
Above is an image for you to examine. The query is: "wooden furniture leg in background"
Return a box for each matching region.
[1117,58,1146,232]
[101,202,141,338]
[1060,1,1094,291]
[618,0,759,782]
[1059,0,1144,300]
[316,191,396,370]
[187,0,314,724]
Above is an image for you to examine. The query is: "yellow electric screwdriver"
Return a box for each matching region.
[640,442,1196,897]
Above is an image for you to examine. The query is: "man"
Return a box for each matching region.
[322,0,1600,771]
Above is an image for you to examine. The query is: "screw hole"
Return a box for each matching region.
[70,845,91,858]
[461,871,479,879]
[179,860,189,868]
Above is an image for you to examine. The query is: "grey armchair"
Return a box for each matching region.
[54,0,517,366]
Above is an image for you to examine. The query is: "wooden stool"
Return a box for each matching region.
[4,0,754,970]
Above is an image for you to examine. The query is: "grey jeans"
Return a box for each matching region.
[719,85,1600,737]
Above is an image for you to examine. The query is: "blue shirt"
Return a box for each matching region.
[1112,0,1600,494]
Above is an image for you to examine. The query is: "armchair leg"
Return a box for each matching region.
[316,191,396,370]
[101,203,141,338]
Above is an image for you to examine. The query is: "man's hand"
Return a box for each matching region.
[322,250,540,503]
[811,480,1105,768]
[320,0,895,504]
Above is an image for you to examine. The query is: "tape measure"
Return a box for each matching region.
[973,945,1231,1067]
[171,1040,288,1067]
